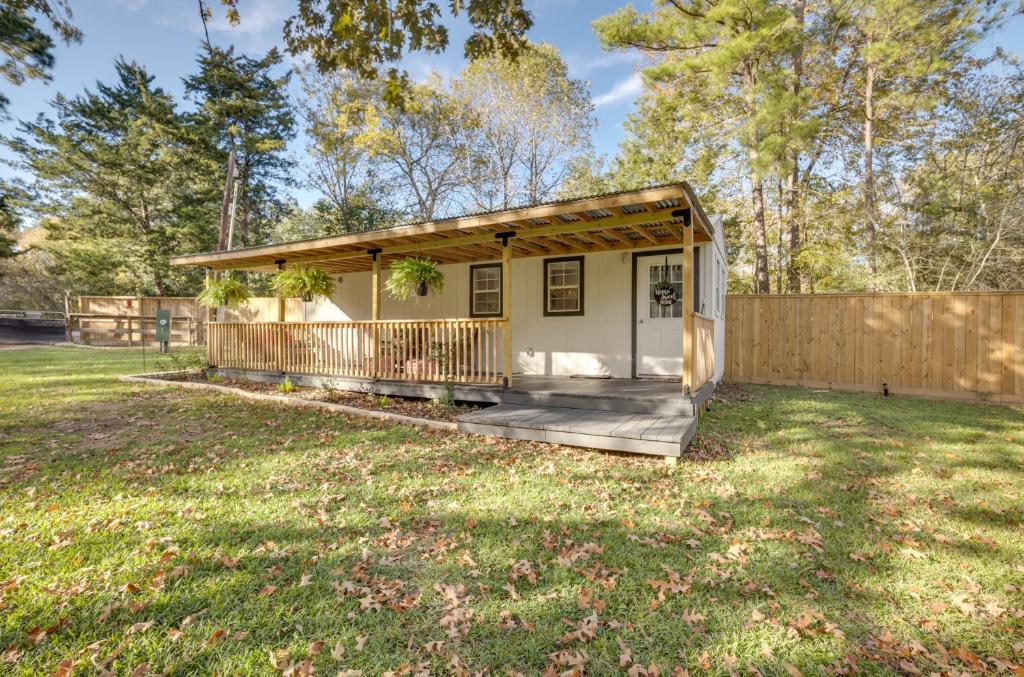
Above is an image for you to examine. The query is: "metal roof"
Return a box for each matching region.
[171,182,714,274]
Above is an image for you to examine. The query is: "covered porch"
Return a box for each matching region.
[173,183,720,402]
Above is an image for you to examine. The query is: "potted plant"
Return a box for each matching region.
[385,257,444,300]
[197,275,252,309]
[269,265,336,302]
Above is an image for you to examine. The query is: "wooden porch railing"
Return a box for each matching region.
[693,313,716,390]
[208,319,507,384]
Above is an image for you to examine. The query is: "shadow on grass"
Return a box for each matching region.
[2,362,1023,673]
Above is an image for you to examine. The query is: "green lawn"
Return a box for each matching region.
[1,346,1022,676]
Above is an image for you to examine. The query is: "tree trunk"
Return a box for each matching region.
[785,164,801,292]
[786,0,806,293]
[750,170,770,294]
[863,62,878,278]
[741,63,771,294]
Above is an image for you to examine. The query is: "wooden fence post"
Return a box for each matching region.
[63,293,72,343]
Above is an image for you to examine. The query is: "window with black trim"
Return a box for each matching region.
[544,256,584,316]
[469,263,502,317]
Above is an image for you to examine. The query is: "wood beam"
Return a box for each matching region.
[370,253,381,321]
[682,225,694,396]
[632,226,660,245]
[501,236,512,389]
[276,260,286,322]
[371,251,381,379]
[282,208,680,266]
[575,232,613,249]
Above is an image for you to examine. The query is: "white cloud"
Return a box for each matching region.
[567,50,642,77]
[108,0,150,10]
[156,0,288,52]
[204,0,288,36]
[592,72,643,108]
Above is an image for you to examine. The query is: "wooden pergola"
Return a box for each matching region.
[172,183,716,394]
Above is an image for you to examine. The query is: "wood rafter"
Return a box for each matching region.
[631,226,660,245]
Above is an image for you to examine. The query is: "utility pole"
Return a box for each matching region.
[217,149,237,252]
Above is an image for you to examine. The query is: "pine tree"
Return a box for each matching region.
[594,0,800,293]
[184,46,296,248]
[838,0,1003,277]
[0,0,81,114]
[8,59,220,295]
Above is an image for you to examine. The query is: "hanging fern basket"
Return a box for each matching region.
[197,276,252,309]
[269,265,335,303]
[385,257,445,301]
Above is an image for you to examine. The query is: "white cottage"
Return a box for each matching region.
[172,183,727,459]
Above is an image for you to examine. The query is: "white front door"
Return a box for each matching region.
[636,254,683,377]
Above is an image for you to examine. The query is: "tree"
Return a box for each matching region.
[594,0,800,293]
[184,45,296,248]
[886,67,1024,291]
[0,224,67,307]
[0,0,81,115]
[454,43,595,210]
[7,59,221,296]
[299,69,391,232]
[282,0,532,106]
[839,0,1003,277]
[0,178,29,261]
[270,199,397,242]
[335,77,477,221]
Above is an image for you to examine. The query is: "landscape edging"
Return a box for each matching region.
[120,373,458,431]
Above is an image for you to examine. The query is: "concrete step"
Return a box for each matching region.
[457,404,697,458]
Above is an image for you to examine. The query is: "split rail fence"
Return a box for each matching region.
[725,292,1024,403]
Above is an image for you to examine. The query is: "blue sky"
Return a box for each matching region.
[2,0,1023,208]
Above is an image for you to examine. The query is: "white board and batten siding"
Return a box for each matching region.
[307,223,728,381]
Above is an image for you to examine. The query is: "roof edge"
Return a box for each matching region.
[171,182,711,267]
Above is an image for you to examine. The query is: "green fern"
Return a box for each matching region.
[197,276,252,309]
[385,257,445,300]
[270,265,335,301]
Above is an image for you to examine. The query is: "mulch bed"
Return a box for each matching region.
[158,371,482,423]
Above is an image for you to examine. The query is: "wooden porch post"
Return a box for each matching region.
[369,249,382,378]
[498,233,514,388]
[275,260,286,322]
[682,223,695,396]
[370,249,381,321]
[204,269,215,323]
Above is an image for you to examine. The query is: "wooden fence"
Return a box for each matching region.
[76,297,203,346]
[72,296,302,346]
[209,319,508,384]
[725,292,1024,403]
